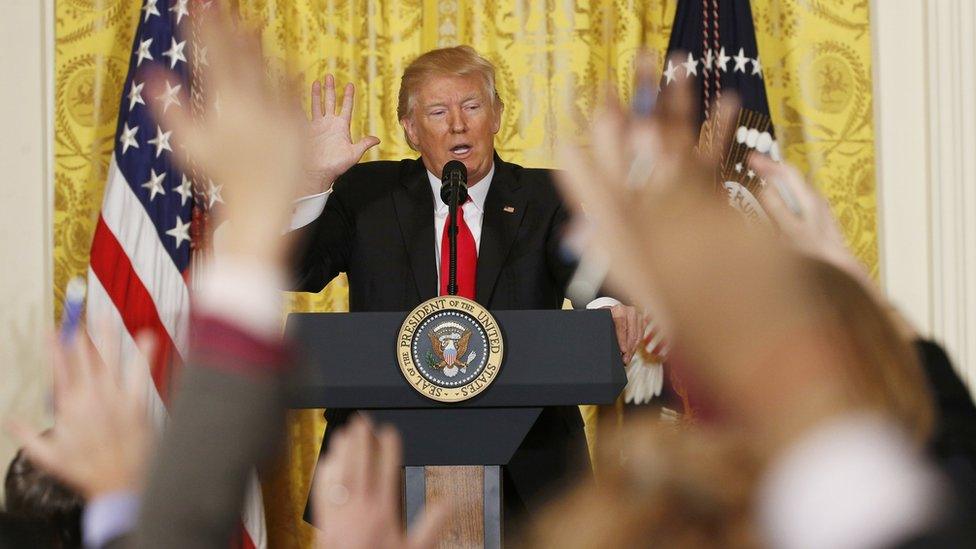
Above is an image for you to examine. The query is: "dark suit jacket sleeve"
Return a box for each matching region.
[289,176,357,293]
[131,317,289,549]
[917,339,976,492]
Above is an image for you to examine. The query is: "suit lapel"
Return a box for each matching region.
[477,160,526,305]
[392,159,438,301]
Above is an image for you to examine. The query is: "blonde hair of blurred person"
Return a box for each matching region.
[522,418,762,549]
[806,258,936,444]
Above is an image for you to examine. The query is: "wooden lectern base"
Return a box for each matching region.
[405,466,502,549]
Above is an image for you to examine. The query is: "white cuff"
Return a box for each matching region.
[759,414,944,549]
[82,491,140,548]
[193,256,286,337]
[586,296,621,309]
[289,190,332,231]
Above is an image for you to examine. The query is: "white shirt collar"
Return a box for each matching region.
[427,163,494,214]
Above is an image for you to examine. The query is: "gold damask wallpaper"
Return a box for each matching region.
[55,1,875,546]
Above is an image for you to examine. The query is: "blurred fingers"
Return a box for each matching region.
[7,423,61,481]
[196,9,239,95]
[654,53,698,152]
[51,333,74,405]
[127,331,157,405]
[632,50,659,117]
[70,329,97,390]
[145,68,200,168]
[348,415,372,493]
[235,28,267,95]
[591,87,629,182]
[376,425,403,505]
[407,502,450,549]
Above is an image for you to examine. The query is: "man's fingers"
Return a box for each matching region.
[611,310,630,359]
[340,82,356,121]
[354,136,381,159]
[311,80,323,118]
[407,502,450,549]
[323,74,337,115]
[628,307,641,355]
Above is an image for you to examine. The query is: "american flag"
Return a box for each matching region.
[84,1,266,547]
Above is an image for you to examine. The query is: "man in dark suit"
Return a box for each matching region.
[289,45,644,525]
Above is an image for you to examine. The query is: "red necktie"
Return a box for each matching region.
[440,199,477,299]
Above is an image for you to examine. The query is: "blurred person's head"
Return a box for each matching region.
[523,417,761,549]
[806,258,935,443]
[398,45,503,184]
[5,440,83,548]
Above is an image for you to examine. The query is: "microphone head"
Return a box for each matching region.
[442,160,468,184]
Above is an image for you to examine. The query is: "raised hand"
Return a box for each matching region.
[303,75,381,196]
[751,154,868,286]
[750,154,918,339]
[146,13,307,264]
[553,52,856,451]
[8,332,156,500]
[314,415,446,549]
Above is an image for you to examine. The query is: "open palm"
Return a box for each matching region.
[303,75,380,196]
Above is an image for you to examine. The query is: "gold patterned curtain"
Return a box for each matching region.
[55,1,874,546]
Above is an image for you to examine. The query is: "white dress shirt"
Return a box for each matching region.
[288,162,618,308]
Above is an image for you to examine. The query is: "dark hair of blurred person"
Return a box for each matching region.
[806,258,936,444]
[522,419,762,549]
[4,442,83,548]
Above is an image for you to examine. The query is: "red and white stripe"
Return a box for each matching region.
[87,157,266,548]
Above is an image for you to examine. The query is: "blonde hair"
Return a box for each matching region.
[807,258,936,443]
[523,419,762,549]
[397,45,504,122]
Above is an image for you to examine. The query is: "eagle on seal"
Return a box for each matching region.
[428,329,473,378]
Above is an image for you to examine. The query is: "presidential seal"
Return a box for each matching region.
[396,296,504,403]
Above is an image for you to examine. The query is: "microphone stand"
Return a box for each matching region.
[447,182,460,296]
[441,171,468,296]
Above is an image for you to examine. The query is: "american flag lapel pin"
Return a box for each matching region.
[503,206,516,213]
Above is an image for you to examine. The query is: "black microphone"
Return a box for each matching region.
[440,160,468,204]
[440,160,468,296]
